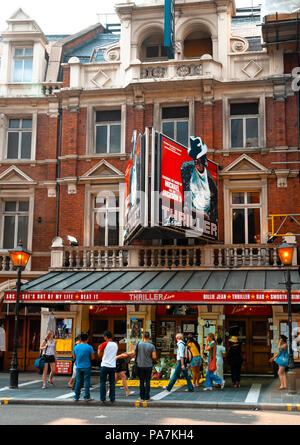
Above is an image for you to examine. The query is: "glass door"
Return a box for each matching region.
[25,318,40,370]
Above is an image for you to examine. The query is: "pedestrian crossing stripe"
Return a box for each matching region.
[115,378,205,387]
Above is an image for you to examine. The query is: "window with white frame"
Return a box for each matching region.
[95,110,121,154]
[1,200,29,249]
[231,191,261,244]
[93,193,119,246]
[7,118,32,160]
[161,106,189,147]
[13,47,33,83]
[230,102,259,149]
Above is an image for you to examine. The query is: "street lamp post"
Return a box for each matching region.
[8,240,31,389]
[277,241,297,395]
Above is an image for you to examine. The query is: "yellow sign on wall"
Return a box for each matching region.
[56,339,72,352]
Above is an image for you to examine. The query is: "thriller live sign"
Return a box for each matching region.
[4,290,300,304]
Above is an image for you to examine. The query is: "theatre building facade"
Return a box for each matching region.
[1,1,300,376]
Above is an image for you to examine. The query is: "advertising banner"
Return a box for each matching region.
[153,133,218,240]
[124,131,145,243]
[4,290,300,304]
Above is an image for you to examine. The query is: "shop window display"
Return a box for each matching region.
[154,305,199,379]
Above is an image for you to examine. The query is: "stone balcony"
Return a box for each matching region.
[49,243,298,272]
[130,55,223,83]
[68,55,223,90]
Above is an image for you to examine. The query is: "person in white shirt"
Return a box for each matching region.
[164,333,194,392]
[215,337,226,382]
[98,330,118,403]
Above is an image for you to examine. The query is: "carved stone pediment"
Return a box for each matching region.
[221,154,270,177]
[79,160,124,182]
[0,165,36,187]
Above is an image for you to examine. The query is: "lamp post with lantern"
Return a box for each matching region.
[277,241,297,394]
[8,240,31,389]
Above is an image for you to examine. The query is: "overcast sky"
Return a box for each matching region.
[0,0,262,35]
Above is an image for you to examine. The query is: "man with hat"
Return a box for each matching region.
[227,336,243,388]
[181,136,218,223]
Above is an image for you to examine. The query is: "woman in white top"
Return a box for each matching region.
[215,337,226,382]
[41,330,56,389]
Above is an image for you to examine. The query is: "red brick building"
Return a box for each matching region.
[0,2,299,375]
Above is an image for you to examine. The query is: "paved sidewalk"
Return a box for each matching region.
[1,371,300,412]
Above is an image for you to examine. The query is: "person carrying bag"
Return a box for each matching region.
[269,335,289,390]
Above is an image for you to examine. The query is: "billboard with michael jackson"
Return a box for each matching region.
[156,134,218,240]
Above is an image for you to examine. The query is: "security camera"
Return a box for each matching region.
[67,235,79,246]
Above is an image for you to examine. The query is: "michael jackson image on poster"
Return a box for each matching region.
[181,136,218,223]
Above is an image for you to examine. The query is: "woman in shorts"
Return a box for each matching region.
[187,334,202,387]
[41,330,56,389]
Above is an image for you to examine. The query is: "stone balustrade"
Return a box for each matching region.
[49,243,298,271]
[41,82,62,96]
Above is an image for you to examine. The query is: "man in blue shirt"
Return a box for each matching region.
[73,332,95,401]
[165,333,194,392]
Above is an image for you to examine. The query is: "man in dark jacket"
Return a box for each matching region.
[181,136,218,223]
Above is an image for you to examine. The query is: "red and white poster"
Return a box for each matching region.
[55,360,72,375]
[157,134,218,240]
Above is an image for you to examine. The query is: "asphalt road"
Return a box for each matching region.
[1,405,300,426]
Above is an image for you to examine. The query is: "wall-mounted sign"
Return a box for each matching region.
[4,290,300,304]
[152,133,218,240]
[124,131,146,243]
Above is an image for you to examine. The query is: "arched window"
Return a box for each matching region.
[140,33,167,61]
[183,30,212,58]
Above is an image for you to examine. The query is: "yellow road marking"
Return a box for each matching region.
[115,378,205,387]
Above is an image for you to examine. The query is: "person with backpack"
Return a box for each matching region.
[203,332,225,391]
[187,333,202,387]
[164,333,194,393]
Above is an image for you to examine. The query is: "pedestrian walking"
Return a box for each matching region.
[203,333,225,390]
[269,334,288,390]
[164,333,194,393]
[133,331,157,402]
[186,333,202,387]
[73,332,95,401]
[114,343,135,397]
[98,330,118,403]
[215,337,226,382]
[40,330,56,389]
[227,336,243,388]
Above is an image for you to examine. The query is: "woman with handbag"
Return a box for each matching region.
[269,335,288,390]
[227,336,243,388]
[203,333,225,391]
[40,330,56,389]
